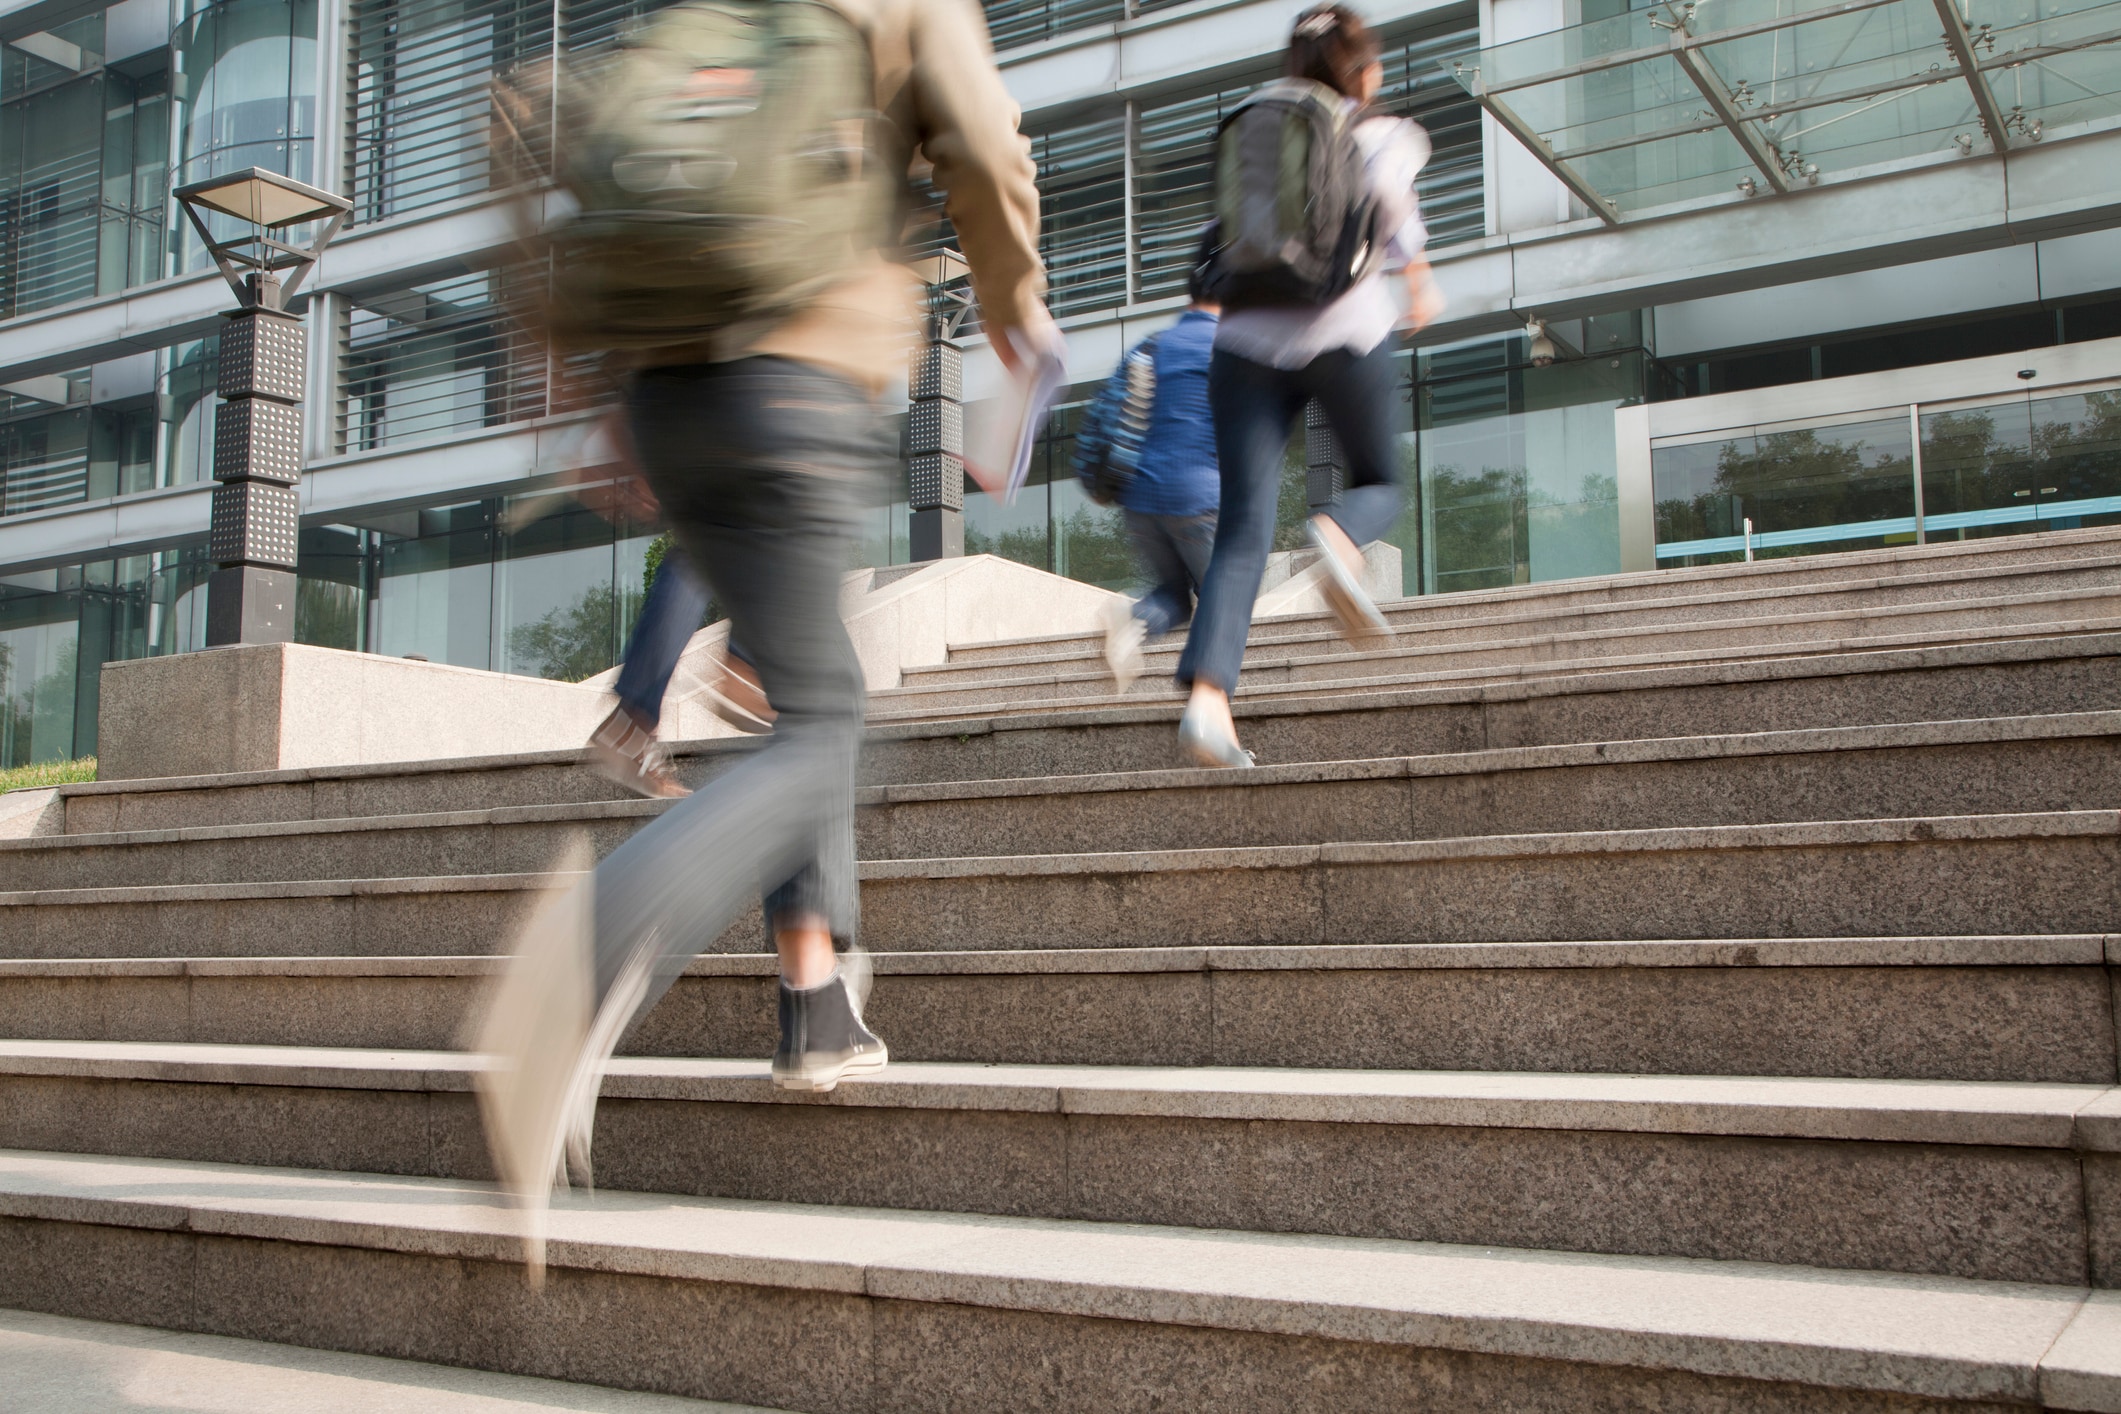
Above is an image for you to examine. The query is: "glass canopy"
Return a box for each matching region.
[1446,0,2121,223]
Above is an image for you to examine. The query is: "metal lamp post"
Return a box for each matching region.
[909,250,973,562]
[172,167,351,647]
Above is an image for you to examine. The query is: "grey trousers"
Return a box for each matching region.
[588,357,879,1019]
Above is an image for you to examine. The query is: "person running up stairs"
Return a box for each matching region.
[472,0,1051,1281]
[1075,231,1223,693]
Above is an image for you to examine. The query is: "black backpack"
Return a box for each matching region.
[1208,78,1377,309]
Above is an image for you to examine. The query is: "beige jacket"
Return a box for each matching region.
[651,0,1045,393]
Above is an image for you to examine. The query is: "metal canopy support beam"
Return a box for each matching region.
[1475,0,1904,98]
[1932,0,2014,152]
[1669,34,1792,193]
[1472,84,1623,226]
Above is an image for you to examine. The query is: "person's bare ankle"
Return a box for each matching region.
[776,918,838,989]
[1187,682,1235,738]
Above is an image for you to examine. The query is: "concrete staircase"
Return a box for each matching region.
[6,527,2121,1410]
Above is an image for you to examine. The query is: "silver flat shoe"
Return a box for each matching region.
[1177,702,1256,768]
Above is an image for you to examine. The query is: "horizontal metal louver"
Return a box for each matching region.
[983,0,1124,53]
[1028,111,1128,317]
[339,269,554,451]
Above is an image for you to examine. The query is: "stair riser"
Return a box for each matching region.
[0,1216,2004,1414]
[0,1073,2099,1286]
[0,963,2108,1082]
[11,829,2117,958]
[918,573,2121,681]
[859,832,2121,952]
[883,603,2121,710]
[862,735,2121,861]
[22,735,2120,891]
[1,888,560,961]
[54,648,2121,831]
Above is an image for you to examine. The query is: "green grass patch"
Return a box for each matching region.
[0,757,96,794]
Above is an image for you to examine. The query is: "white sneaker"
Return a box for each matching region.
[1102,598,1147,692]
[1307,518,1392,644]
[469,847,596,1288]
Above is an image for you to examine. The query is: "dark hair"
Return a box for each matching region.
[1285,4,1379,99]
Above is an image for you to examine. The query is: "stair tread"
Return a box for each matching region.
[0,1146,2101,1407]
[942,526,2121,657]
[0,1307,779,1414]
[1,934,2104,976]
[873,609,2121,700]
[20,713,2121,855]
[4,808,2112,903]
[5,1042,2115,1147]
[52,629,2121,805]
[927,571,2121,672]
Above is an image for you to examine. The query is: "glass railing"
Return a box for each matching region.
[1652,385,2121,564]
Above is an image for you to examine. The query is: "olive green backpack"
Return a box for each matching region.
[501,0,897,354]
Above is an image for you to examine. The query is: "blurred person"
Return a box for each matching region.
[474,0,1050,1281]
[1174,3,1444,767]
[586,544,776,801]
[1074,234,1223,690]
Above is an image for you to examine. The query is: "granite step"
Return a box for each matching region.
[3,1043,2119,1285]
[0,937,2109,1082]
[925,559,2121,678]
[856,713,2121,861]
[16,713,2121,892]
[870,602,2121,718]
[7,811,2118,959]
[939,525,2121,666]
[48,632,2121,835]
[0,1148,2115,1411]
[0,1307,783,1414]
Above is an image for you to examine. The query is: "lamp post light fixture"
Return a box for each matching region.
[173,167,352,647]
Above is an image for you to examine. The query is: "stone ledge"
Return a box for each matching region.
[0,1148,2090,1405]
[0,1308,780,1414]
[0,935,2105,977]
[0,1043,2109,1148]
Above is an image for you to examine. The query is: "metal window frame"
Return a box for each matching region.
[1451,0,2121,225]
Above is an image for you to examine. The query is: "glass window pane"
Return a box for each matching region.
[373,500,496,667]
[1655,414,1916,564]
[495,499,619,680]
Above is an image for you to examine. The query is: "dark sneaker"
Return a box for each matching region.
[772,968,888,1093]
[586,705,690,799]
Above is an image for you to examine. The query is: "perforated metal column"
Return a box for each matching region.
[1304,399,1343,510]
[206,305,308,646]
[908,339,965,561]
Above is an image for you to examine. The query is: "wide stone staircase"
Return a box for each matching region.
[6,526,2121,1409]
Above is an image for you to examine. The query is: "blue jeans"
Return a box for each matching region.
[612,548,714,724]
[1177,340,1404,692]
[589,358,881,1021]
[1125,509,1217,637]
